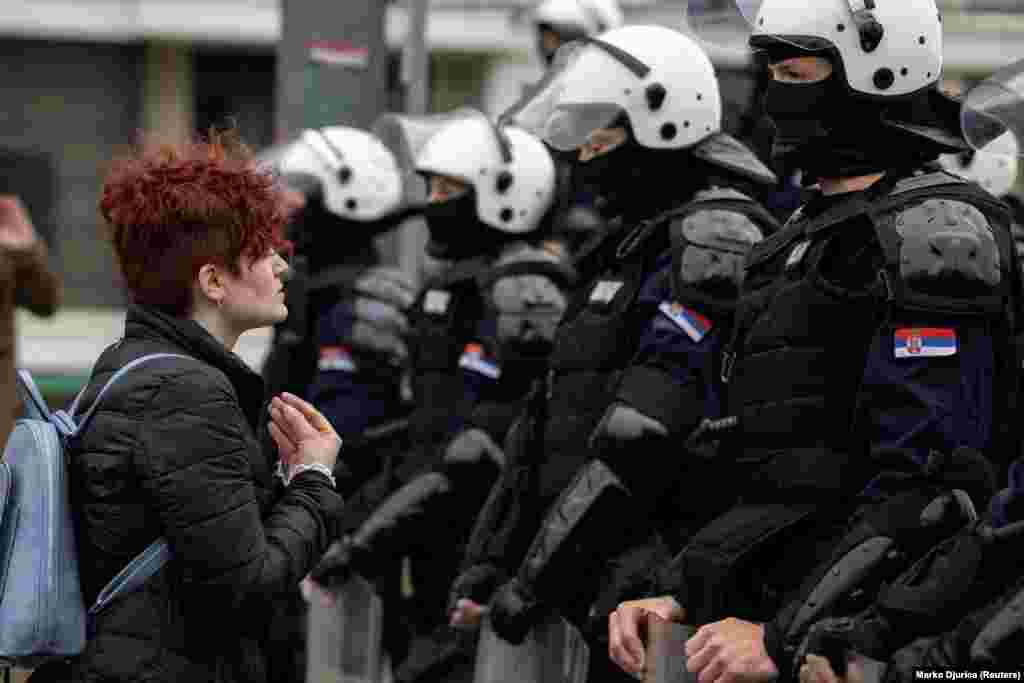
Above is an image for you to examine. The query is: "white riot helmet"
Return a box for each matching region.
[940,132,1020,199]
[705,0,944,99]
[274,126,405,222]
[527,0,624,38]
[413,110,557,237]
[510,25,723,152]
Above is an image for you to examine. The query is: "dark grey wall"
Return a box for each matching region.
[0,38,143,307]
[194,48,276,149]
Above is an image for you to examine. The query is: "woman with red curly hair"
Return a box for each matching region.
[31,133,344,683]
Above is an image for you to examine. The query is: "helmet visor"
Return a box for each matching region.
[683,0,841,62]
[503,40,635,152]
[372,108,503,207]
[962,58,1024,160]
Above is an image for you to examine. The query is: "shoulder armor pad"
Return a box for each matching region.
[692,133,777,187]
[672,205,766,248]
[889,169,968,197]
[691,186,756,204]
[889,198,1001,288]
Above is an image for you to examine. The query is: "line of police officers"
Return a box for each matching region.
[259,0,1024,681]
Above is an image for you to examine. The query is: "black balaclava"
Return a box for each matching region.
[759,50,959,183]
[422,189,508,261]
[764,74,927,181]
[284,175,390,275]
[570,119,706,224]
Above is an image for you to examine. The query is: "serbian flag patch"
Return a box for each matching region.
[658,301,713,343]
[318,345,357,372]
[459,343,501,379]
[894,328,957,359]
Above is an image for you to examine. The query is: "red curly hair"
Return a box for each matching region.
[99,130,291,316]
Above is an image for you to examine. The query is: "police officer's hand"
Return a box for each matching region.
[685,617,779,683]
[300,535,367,608]
[800,654,866,683]
[591,402,669,448]
[342,266,418,362]
[608,596,685,676]
[443,428,506,469]
[449,598,489,629]
[448,563,503,619]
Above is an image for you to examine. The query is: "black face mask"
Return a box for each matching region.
[572,140,689,221]
[290,200,398,274]
[423,191,493,261]
[763,75,921,181]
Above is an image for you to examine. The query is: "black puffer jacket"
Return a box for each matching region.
[51,305,343,683]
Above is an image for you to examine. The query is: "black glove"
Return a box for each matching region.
[589,402,668,449]
[488,577,545,645]
[447,563,505,615]
[443,428,506,469]
[307,535,373,590]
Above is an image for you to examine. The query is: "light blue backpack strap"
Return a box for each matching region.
[67,353,191,621]
[14,369,52,421]
[69,353,193,436]
[88,538,172,618]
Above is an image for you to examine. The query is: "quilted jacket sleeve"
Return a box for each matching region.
[137,366,343,604]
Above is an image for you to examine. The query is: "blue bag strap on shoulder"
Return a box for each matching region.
[59,352,193,622]
[15,369,53,421]
[88,538,173,619]
[70,353,193,436]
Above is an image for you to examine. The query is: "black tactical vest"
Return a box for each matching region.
[722,170,1021,501]
[536,190,781,502]
[407,257,490,468]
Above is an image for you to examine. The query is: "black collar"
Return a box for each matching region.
[123,304,267,427]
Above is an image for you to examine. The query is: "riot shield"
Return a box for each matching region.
[962,58,1024,161]
[473,614,589,683]
[306,575,384,683]
[642,615,698,683]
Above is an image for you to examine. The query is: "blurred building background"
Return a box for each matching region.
[2,0,1023,398]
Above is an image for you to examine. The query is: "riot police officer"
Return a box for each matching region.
[795,121,1024,678]
[524,0,623,67]
[308,244,575,683]
[608,1,1024,680]
[445,25,780,672]
[260,126,419,496]
[512,0,627,264]
[306,111,561,679]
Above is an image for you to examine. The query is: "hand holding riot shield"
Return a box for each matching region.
[642,614,698,683]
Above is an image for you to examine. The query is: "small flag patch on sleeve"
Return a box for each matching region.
[459,343,501,379]
[894,328,957,359]
[318,345,357,372]
[658,301,713,343]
